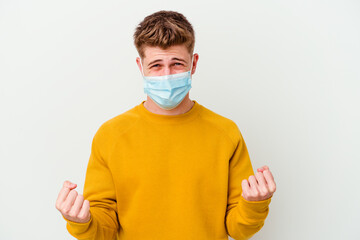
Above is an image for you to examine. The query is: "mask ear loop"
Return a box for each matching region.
[189,54,194,76]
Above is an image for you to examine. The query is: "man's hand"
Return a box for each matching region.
[241,165,276,201]
[55,180,91,223]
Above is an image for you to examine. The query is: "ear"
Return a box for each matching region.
[191,53,199,75]
[136,57,143,74]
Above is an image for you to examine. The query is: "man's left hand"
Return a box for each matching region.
[241,165,276,201]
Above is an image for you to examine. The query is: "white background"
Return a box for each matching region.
[0,0,359,239]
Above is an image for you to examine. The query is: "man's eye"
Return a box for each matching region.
[174,63,183,66]
[151,64,160,68]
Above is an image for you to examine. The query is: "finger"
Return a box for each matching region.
[248,175,261,200]
[241,179,250,198]
[61,190,78,214]
[255,172,268,188]
[56,182,77,208]
[263,170,276,193]
[248,175,259,189]
[255,172,270,195]
[78,199,90,221]
[263,169,275,183]
[56,188,70,209]
[241,179,250,191]
[68,194,84,218]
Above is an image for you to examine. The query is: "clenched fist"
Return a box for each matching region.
[55,180,91,223]
[241,165,276,201]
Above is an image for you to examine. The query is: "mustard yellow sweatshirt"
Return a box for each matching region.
[62,100,271,240]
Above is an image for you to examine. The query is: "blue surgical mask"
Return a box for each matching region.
[140,56,194,110]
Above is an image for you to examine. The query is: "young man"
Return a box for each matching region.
[56,10,276,240]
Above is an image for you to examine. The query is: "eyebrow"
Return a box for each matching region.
[148,57,187,66]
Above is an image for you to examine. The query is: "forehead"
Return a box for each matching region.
[143,45,190,63]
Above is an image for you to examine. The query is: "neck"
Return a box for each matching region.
[143,94,194,116]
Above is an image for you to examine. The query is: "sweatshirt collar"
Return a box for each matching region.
[136,100,201,124]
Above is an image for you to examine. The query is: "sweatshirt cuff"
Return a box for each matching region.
[240,196,272,210]
[62,214,94,235]
[236,196,271,222]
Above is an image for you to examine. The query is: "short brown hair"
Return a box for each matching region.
[133,10,195,59]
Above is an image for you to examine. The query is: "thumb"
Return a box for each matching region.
[63,180,77,189]
[257,165,269,172]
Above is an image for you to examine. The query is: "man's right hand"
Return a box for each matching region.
[55,180,91,223]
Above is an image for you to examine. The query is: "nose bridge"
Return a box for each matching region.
[163,64,171,75]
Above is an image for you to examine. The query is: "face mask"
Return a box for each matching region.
[140,56,194,110]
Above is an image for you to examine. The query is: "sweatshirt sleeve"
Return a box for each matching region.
[63,126,119,240]
[225,125,272,240]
